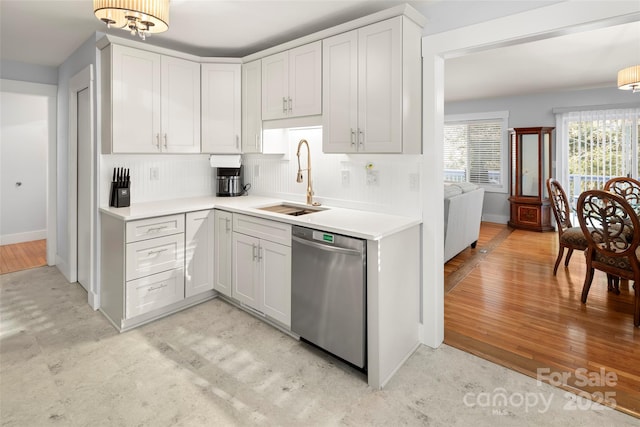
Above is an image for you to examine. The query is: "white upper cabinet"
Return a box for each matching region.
[162,56,201,153]
[261,41,322,120]
[322,16,422,154]
[101,44,200,154]
[241,60,262,153]
[201,63,241,154]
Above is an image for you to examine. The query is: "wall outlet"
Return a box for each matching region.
[150,167,159,180]
[341,170,350,186]
[409,173,420,191]
[366,169,379,186]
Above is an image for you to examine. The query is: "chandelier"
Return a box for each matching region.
[94,0,170,40]
[617,65,640,93]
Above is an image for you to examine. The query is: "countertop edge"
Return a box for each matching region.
[99,196,422,241]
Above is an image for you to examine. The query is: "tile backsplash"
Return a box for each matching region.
[243,127,422,217]
[100,128,422,218]
[101,154,214,205]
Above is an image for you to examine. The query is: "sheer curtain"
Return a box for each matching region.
[555,107,640,209]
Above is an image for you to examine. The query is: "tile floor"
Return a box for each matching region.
[1,266,637,426]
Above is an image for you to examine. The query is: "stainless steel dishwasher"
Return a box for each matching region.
[291,225,367,370]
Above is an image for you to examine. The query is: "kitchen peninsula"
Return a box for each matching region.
[100,195,421,389]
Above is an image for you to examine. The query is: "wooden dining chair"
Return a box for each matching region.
[604,177,640,204]
[576,189,640,327]
[546,178,588,275]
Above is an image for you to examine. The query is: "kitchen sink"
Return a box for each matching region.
[257,203,327,217]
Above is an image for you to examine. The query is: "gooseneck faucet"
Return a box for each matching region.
[296,139,320,206]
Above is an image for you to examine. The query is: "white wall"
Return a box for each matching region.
[0,60,58,86]
[242,127,422,217]
[0,91,48,244]
[445,86,640,223]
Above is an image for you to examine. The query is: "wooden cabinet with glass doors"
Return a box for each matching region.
[508,127,555,231]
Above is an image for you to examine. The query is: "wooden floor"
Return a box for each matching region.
[445,224,640,418]
[0,240,47,274]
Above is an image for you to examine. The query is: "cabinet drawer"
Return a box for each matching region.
[126,214,185,243]
[126,269,184,318]
[126,233,184,281]
[233,213,291,246]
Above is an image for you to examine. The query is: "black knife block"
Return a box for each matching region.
[109,182,131,207]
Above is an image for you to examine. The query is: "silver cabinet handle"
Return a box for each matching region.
[163,133,168,149]
[147,248,168,256]
[225,218,231,233]
[358,129,364,149]
[148,283,168,292]
[257,244,263,262]
[288,97,292,113]
[282,97,287,113]
[155,133,160,149]
[146,225,168,233]
[252,244,257,261]
[350,128,356,147]
[236,135,240,149]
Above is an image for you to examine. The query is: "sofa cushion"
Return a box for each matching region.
[454,182,479,193]
[444,184,463,199]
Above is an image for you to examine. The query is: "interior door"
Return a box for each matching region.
[77,87,90,291]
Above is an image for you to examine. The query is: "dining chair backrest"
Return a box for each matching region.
[604,177,640,205]
[547,178,573,234]
[577,189,640,261]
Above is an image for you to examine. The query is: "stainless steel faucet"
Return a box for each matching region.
[296,139,320,206]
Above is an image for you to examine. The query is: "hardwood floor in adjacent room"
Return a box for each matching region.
[445,223,640,418]
[0,240,47,274]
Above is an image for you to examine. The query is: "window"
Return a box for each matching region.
[557,107,640,206]
[444,111,509,193]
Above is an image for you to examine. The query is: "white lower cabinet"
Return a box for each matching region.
[231,214,292,328]
[126,269,185,318]
[100,211,216,332]
[213,210,233,297]
[185,210,214,298]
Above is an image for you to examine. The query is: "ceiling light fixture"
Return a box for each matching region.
[617,65,640,93]
[94,0,170,41]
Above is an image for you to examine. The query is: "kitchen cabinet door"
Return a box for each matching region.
[202,63,241,154]
[232,232,262,310]
[161,56,201,153]
[185,210,214,298]
[109,45,162,153]
[357,17,402,153]
[213,210,233,297]
[261,51,288,120]
[241,60,262,153]
[260,239,291,327]
[288,41,322,118]
[322,30,359,153]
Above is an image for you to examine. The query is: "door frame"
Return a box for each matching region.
[68,65,97,308]
[0,79,57,266]
[420,2,640,348]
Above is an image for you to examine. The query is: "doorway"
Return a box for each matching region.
[0,79,57,271]
[68,65,96,307]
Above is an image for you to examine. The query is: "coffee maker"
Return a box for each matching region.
[216,166,244,196]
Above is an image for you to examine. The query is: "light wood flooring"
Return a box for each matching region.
[0,240,47,275]
[445,223,639,418]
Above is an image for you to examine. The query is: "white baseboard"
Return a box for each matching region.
[482,214,509,224]
[0,229,47,245]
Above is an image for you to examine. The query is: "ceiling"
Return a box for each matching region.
[1,0,639,102]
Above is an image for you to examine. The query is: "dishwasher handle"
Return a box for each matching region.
[292,234,363,256]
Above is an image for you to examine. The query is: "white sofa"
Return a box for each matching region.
[444,182,485,262]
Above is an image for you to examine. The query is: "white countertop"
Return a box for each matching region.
[99,195,421,240]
